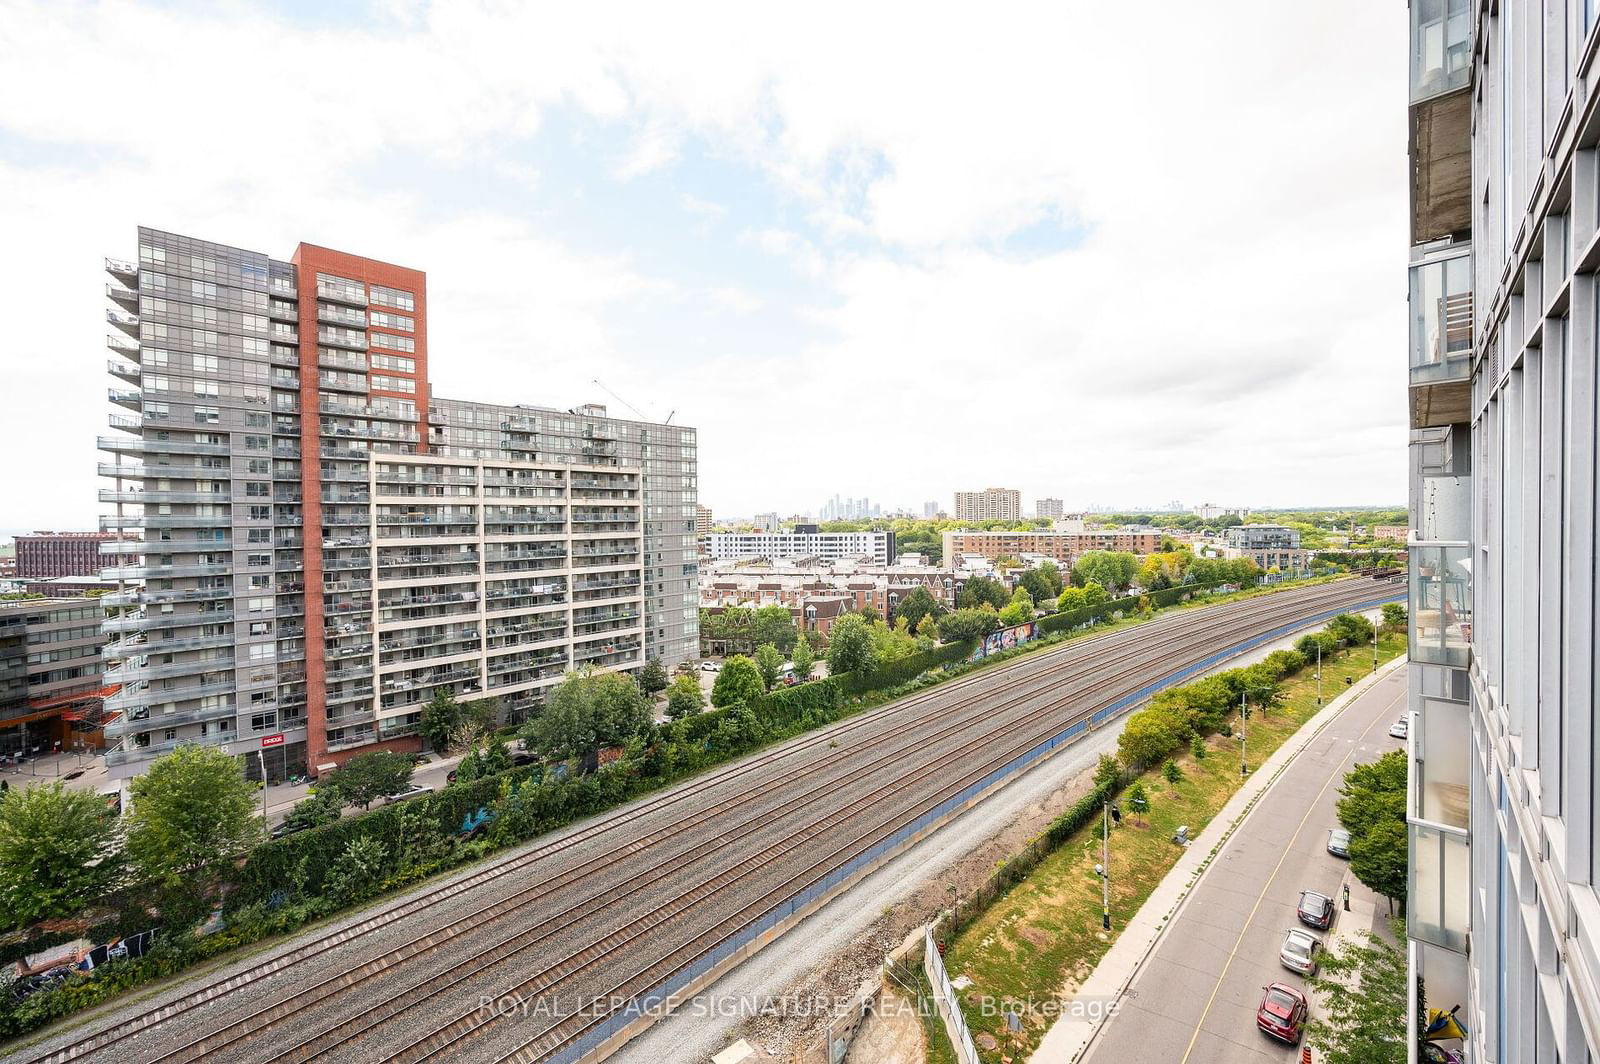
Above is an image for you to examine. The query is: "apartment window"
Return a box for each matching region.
[371,374,416,393]
[316,273,365,303]
[250,712,277,732]
[194,406,220,424]
[247,553,271,567]
[370,353,415,373]
[370,310,415,332]
[247,597,271,613]
[370,332,415,353]
[370,284,415,311]
[249,505,270,520]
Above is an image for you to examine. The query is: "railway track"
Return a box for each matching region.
[11,577,1399,1064]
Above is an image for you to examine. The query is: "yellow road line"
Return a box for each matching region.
[1176,678,1406,1063]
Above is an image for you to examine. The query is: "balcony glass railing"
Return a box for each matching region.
[1410,539,1471,667]
[1409,819,1469,953]
[1410,0,1472,103]
[1409,255,1473,387]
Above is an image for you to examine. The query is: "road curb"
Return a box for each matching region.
[1037,654,1407,1063]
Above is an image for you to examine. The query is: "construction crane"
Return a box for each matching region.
[591,378,675,423]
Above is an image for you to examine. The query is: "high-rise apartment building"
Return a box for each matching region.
[695,504,714,537]
[1404,4,1600,1061]
[14,532,119,578]
[99,228,696,782]
[1,598,110,755]
[952,487,1021,523]
[1034,497,1064,520]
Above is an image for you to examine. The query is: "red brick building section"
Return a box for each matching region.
[290,244,428,771]
[14,532,118,578]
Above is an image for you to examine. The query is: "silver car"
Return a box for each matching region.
[1280,928,1322,975]
[1327,828,1352,858]
[1390,716,1409,739]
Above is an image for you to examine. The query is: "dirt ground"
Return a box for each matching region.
[843,987,927,1064]
[735,753,1105,1062]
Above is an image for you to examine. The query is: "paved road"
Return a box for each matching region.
[1081,665,1407,1064]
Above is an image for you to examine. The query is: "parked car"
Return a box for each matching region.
[1390,716,1410,739]
[1279,928,1322,975]
[1327,828,1352,858]
[700,660,721,672]
[382,784,434,805]
[409,753,432,765]
[1256,982,1309,1044]
[270,819,310,840]
[1297,889,1335,930]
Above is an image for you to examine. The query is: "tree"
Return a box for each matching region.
[1337,750,1408,908]
[956,575,1010,610]
[1056,586,1088,612]
[322,751,415,811]
[1071,551,1137,595]
[528,668,656,759]
[824,614,875,674]
[712,655,766,707]
[637,658,669,697]
[280,787,343,831]
[0,782,119,928]
[1306,923,1408,1064]
[1081,581,1111,607]
[998,587,1035,627]
[1019,567,1059,608]
[125,745,263,884]
[1381,602,1407,632]
[752,604,798,654]
[791,633,816,681]
[665,674,705,719]
[1328,612,1377,646]
[420,689,464,752]
[753,643,785,691]
[324,835,391,906]
[938,607,1000,643]
[1118,708,1183,770]
[892,586,944,632]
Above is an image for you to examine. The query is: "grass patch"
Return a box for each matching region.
[943,631,1407,1062]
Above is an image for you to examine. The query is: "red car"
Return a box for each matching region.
[1257,982,1308,1044]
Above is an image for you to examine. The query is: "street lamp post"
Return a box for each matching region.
[1239,691,1249,777]
[1315,640,1322,705]
[1099,801,1111,931]
[257,749,269,825]
[1372,623,1379,674]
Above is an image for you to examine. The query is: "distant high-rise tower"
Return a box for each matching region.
[953,488,1020,523]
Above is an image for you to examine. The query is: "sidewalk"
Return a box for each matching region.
[1030,654,1407,1063]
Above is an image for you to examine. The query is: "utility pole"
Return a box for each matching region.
[1315,640,1322,705]
[1100,802,1111,931]
[1372,623,1379,674]
[1239,690,1249,777]
[257,749,269,825]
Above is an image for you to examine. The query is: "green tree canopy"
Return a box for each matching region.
[419,688,463,752]
[1118,708,1184,770]
[0,782,120,929]
[1337,750,1408,906]
[1081,581,1111,606]
[711,655,766,707]
[824,614,875,674]
[891,586,945,632]
[125,745,263,883]
[998,586,1035,627]
[753,643,785,691]
[1071,551,1138,595]
[1306,922,1408,1064]
[790,632,816,680]
[528,667,656,759]
[938,607,1000,643]
[1328,612,1377,646]
[956,575,1010,610]
[752,604,798,653]
[637,657,670,696]
[322,751,415,810]
[665,674,705,719]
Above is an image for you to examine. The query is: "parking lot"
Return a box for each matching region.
[1081,665,1407,1063]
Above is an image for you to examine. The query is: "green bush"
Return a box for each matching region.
[1191,735,1207,759]
[1163,760,1182,784]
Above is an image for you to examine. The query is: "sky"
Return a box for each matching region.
[0,1,1406,527]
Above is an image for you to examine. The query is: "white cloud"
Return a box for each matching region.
[0,0,1406,528]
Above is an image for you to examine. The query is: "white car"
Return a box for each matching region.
[382,784,434,805]
[700,660,721,672]
[1390,717,1409,739]
[1280,928,1322,975]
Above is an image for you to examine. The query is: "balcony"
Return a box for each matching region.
[104,700,237,738]
[1410,88,1471,244]
[106,282,139,307]
[317,303,368,328]
[108,389,142,411]
[106,334,139,356]
[1409,253,1473,429]
[107,308,140,334]
[105,256,137,280]
[1409,538,1471,667]
[98,435,229,457]
[1409,819,1469,954]
[1410,0,1470,104]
